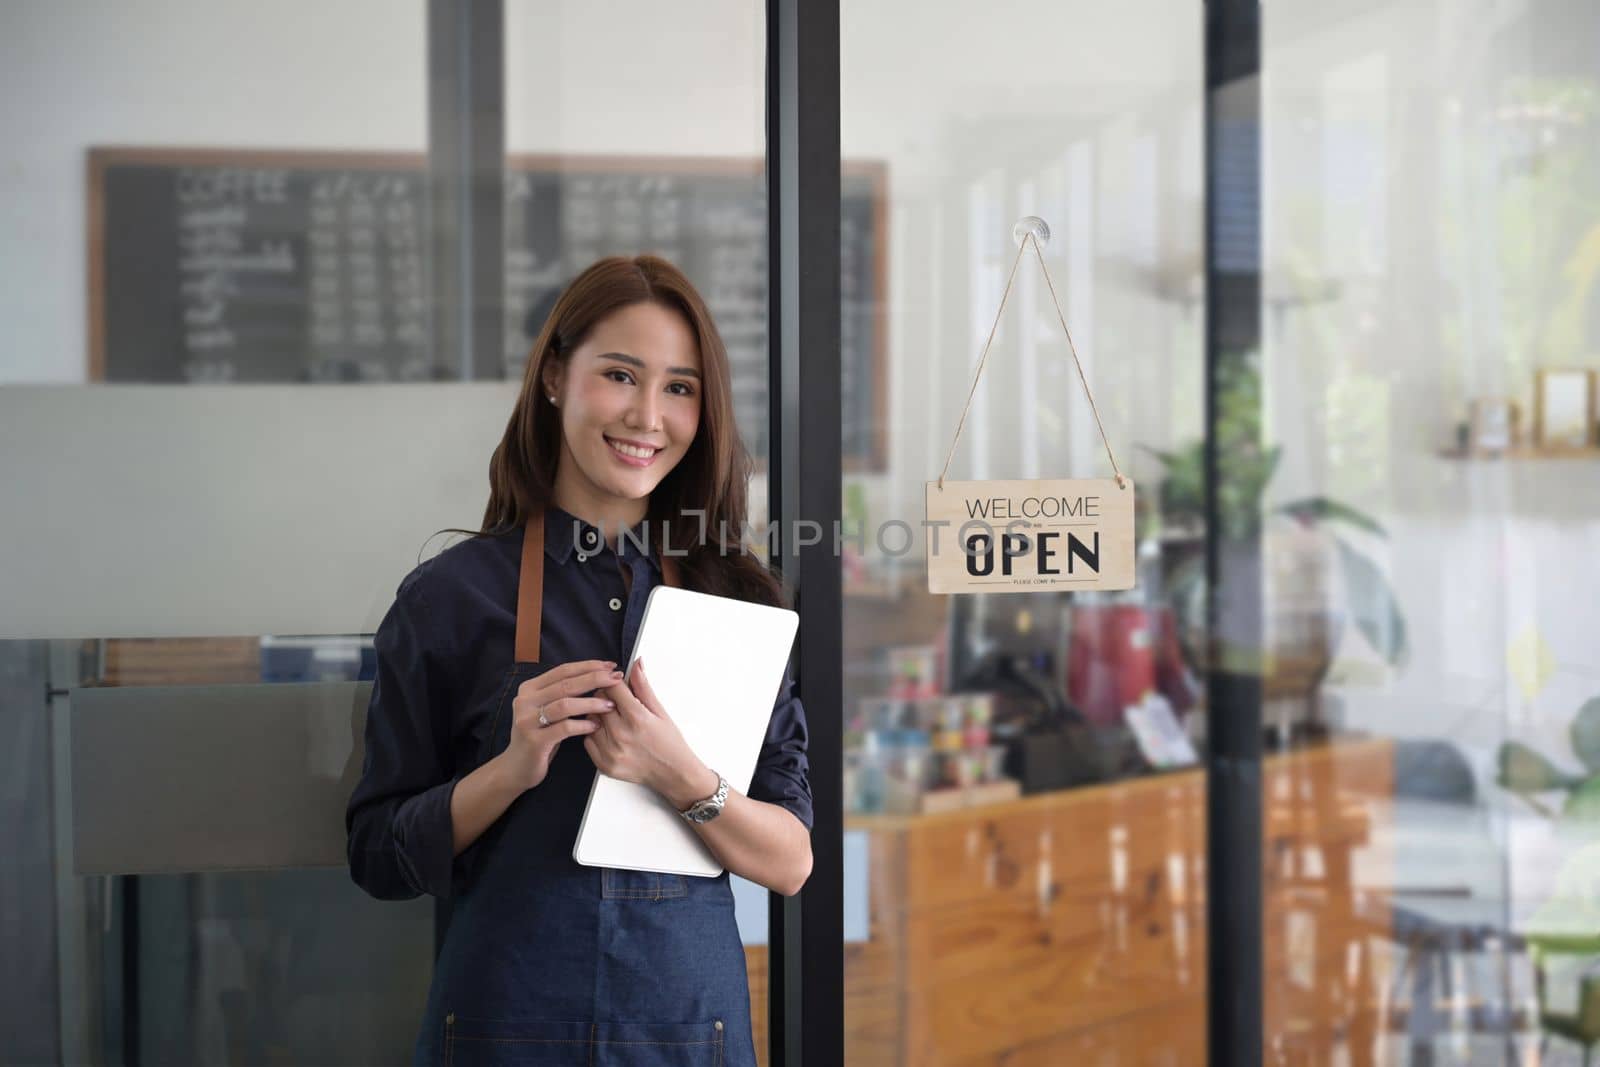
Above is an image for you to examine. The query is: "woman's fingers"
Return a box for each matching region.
[601,681,648,721]
[517,662,623,712]
[527,659,618,696]
[552,717,600,740]
[543,659,617,683]
[560,663,625,696]
[628,659,666,718]
[538,695,617,724]
[514,661,621,736]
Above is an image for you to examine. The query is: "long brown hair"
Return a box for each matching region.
[432,255,785,609]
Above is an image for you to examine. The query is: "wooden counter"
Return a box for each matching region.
[748,736,1394,1066]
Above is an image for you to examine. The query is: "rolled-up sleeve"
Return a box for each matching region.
[345,571,463,900]
[746,668,813,831]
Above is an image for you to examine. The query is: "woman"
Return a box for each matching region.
[346,255,814,1066]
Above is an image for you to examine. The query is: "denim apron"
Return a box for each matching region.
[413,508,757,1066]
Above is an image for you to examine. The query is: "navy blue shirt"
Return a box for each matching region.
[346,504,813,901]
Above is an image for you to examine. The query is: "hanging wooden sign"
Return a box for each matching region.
[927,217,1137,595]
[925,476,1135,594]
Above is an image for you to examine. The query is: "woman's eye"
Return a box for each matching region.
[604,368,692,396]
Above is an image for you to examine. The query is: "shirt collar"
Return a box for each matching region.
[543,504,661,574]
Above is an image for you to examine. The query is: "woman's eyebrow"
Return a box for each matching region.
[598,351,702,380]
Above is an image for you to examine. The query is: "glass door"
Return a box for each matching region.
[838,3,1211,1062]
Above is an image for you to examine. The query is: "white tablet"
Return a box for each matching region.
[573,584,799,877]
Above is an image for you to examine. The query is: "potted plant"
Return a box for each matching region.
[1143,356,1408,729]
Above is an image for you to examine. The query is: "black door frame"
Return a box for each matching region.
[766,2,843,1065]
[1204,2,1264,1065]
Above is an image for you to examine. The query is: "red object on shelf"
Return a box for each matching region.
[1065,604,1156,726]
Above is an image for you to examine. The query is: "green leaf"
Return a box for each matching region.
[1277,497,1388,538]
[1525,841,1600,943]
[1570,697,1600,774]
[1499,740,1581,793]
[1562,775,1600,837]
[1333,536,1409,667]
[1263,446,1283,482]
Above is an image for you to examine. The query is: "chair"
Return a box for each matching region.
[1378,739,1511,1062]
[1523,846,1600,1067]
[1530,934,1600,1066]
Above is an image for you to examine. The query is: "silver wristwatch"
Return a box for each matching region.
[678,773,729,824]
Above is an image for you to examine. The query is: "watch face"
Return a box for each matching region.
[681,776,728,823]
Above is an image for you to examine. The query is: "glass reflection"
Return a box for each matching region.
[1264,1,1600,1062]
[841,1,1206,1062]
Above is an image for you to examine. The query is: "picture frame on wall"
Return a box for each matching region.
[1467,397,1519,456]
[1534,368,1597,451]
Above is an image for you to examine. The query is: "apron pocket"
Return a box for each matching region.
[443,1014,592,1067]
[601,867,689,900]
[594,1019,726,1067]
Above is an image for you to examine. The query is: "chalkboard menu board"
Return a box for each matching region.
[89,148,888,468]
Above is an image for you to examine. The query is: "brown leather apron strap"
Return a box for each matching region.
[515,505,547,664]
[515,504,682,665]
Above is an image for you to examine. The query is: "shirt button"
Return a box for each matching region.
[584,529,599,547]
[576,552,589,563]
[608,597,622,611]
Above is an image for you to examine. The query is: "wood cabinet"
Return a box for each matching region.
[748,737,1394,1066]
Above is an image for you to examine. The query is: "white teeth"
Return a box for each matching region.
[607,438,657,460]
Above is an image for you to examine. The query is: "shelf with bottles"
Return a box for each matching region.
[846,692,1017,816]
[844,642,1019,815]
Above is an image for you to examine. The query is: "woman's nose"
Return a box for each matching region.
[626,390,662,431]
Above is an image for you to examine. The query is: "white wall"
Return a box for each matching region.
[503,4,764,157]
[0,0,427,385]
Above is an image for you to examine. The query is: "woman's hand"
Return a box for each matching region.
[503,659,624,791]
[585,659,812,895]
[585,659,716,808]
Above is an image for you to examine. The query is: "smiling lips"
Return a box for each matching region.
[605,435,661,467]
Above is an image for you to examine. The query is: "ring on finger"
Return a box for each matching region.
[537,706,551,728]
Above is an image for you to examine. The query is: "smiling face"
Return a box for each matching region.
[543,300,703,529]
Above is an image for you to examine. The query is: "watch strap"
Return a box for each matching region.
[679,773,729,823]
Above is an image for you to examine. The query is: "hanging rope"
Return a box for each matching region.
[936,231,1126,492]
